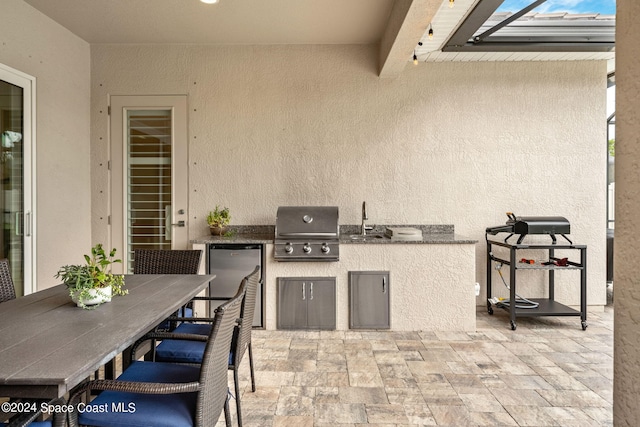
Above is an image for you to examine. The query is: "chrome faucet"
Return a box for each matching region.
[361,201,373,236]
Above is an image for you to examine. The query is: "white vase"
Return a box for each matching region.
[72,286,112,307]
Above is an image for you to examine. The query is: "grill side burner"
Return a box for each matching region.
[486,212,572,244]
[274,206,340,261]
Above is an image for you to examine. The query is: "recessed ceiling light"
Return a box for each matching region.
[200,0,219,4]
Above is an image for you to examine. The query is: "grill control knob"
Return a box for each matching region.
[321,244,331,254]
[303,244,312,253]
[284,243,293,254]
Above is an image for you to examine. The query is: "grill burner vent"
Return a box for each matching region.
[486,212,571,244]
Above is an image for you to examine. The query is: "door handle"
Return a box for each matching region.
[25,211,31,237]
[302,282,306,300]
[15,212,22,236]
[310,282,314,300]
[382,277,387,294]
[165,205,172,240]
[164,206,185,241]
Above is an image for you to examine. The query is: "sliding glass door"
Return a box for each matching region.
[0,64,34,296]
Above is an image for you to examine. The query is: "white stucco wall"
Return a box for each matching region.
[0,0,91,290]
[91,44,607,309]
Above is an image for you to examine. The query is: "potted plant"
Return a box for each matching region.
[55,244,128,309]
[207,205,231,236]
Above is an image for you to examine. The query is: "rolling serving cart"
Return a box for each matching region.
[485,214,587,331]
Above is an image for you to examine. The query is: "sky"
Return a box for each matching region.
[496,0,616,14]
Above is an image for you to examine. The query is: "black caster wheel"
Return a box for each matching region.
[582,321,588,330]
[510,320,517,331]
[488,306,494,315]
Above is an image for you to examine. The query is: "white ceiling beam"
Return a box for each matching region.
[378,0,442,78]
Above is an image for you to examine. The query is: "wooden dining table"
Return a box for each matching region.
[0,274,214,399]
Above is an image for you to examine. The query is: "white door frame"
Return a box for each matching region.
[109,95,189,274]
[0,63,36,295]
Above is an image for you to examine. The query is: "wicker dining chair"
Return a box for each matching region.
[132,249,202,275]
[152,265,261,427]
[133,249,203,329]
[0,259,16,303]
[67,281,246,427]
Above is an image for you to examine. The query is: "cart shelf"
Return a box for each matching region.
[486,237,587,331]
[513,265,582,271]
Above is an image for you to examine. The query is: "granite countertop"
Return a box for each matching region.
[339,225,476,244]
[191,233,274,244]
[191,225,477,245]
[340,233,476,244]
[191,226,274,244]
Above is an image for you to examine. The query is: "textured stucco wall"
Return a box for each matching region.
[614,0,640,424]
[0,0,91,290]
[265,243,476,331]
[91,44,607,309]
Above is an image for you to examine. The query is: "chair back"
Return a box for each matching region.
[232,265,261,367]
[133,249,202,274]
[196,279,245,425]
[0,259,16,303]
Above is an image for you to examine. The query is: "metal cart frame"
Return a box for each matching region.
[486,237,587,331]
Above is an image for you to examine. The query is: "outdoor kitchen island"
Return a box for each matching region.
[193,224,477,331]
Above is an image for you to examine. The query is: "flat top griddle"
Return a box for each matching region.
[486,212,572,244]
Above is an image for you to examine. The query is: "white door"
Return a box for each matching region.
[110,96,188,273]
[0,64,35,296]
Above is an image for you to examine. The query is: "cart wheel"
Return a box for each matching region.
[488,306,493,315]
[510,320,517,331]
[581,321,588,330]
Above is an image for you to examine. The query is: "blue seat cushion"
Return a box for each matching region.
[173,323,210,335]
[155,323,207,364]
[158,307,193,330]
[78,361,199,427]
[155,323,236,365]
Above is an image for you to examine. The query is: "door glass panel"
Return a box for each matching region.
[126,109,172,271]
[0,80,24,295]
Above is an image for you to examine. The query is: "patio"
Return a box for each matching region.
[228,306,613,426]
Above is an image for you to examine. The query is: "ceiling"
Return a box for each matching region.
[24,0,615,74]
[24,0,397,45]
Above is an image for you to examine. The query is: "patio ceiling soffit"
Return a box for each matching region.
[378,0,442,78]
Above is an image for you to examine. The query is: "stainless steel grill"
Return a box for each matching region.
[274,206,340,261]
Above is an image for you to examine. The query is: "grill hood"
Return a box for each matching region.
[274,206,340,261]
[275,206,339,240]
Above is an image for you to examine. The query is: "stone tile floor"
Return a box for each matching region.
[220,306,613,426]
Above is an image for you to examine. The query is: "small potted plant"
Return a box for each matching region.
[207,205,231,236]
[55,244,128,309]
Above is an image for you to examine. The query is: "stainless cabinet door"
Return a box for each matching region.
[277,278,308,329]
[306,279,336,330]
[349,271,390,329]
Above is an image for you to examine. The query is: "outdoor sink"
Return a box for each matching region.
[349,233,385,241]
